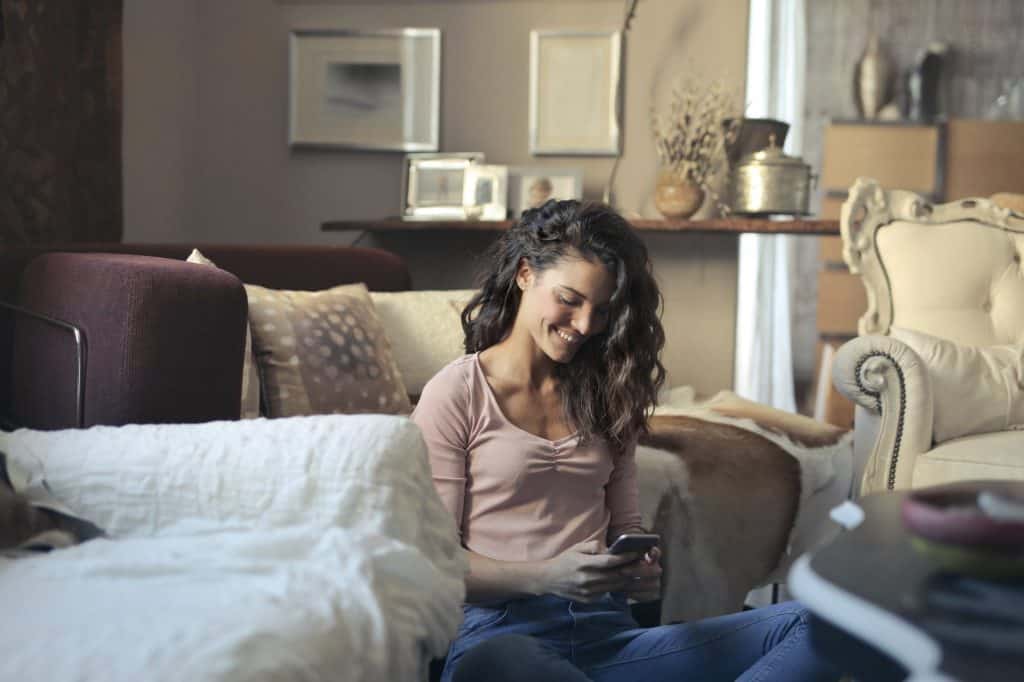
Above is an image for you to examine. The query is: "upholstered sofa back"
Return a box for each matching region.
[0,243,412,430]
[841,181,1024,347]
[0,243,411,302]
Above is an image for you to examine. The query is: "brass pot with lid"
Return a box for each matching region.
[727,134,816,216]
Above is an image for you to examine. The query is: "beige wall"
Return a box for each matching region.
[123,0,749,395]
[122,0,200,243]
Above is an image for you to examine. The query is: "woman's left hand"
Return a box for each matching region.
[618,546,662,602]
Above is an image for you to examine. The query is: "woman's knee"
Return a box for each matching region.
[450,634,587,682]
[763,600,813,644]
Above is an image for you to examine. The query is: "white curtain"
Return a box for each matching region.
[733,0,806,412]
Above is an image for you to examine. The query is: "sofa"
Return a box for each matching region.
[0,242,852,678]
[0,243,411,430]
[832,179,1024,495]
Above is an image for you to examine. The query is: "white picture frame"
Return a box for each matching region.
[464,165,509,221]
[401,153,485,220]
[529,30,621,156]
[507,166,585,218]
[289,28,441,151]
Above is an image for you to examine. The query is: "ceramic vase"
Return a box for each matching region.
[853,35,893,120]
[654,170,704,219]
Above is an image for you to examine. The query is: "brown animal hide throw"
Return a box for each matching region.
[635,400,851,624]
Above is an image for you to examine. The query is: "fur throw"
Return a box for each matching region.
[635,395,852,624]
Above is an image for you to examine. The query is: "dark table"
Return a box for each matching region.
[789,483,1024,682]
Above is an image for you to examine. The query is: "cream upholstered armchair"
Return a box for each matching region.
[832,178,1024,495]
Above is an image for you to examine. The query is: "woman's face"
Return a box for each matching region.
[515,252,615,364]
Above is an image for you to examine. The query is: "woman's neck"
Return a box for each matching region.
[482,331,557,391]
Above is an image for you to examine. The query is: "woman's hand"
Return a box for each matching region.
[617,546,662,602]
[539,539,641,603]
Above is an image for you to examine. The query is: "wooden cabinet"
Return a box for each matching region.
[945,119,1024,200]
[813,119,1024,427]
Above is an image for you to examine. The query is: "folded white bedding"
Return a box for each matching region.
[0,414,466,682]
[2,524,462,682]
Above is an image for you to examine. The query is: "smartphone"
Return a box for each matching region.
[607,533,660,555]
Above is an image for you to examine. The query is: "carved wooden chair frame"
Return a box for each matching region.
[840,177,1024,338]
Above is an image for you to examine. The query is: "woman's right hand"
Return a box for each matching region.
[538,539,640,602]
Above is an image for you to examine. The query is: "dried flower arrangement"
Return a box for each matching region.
[650,76,739,194]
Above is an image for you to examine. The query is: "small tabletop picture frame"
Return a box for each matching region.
[401,153,485,220]
[289,28,441,151]
[529,30,621,156]
[507,166,584,218]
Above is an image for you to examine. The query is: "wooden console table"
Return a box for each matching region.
[321,215,837,397]
[322,218,839,235]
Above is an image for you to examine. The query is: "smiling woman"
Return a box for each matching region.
[459,201,664,450]
[412,200,840,682]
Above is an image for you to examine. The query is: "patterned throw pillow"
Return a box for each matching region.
[245,282,412,417]
[186,249,262,419]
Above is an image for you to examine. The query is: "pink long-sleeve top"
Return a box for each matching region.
[412,354,641,562]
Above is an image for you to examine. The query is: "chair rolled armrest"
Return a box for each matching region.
[832,335,935,494]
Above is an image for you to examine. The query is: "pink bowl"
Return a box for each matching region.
[901,488,1024,549]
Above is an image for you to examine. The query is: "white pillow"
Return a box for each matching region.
[369,290,477,397]
[890,326,1024,442]
[186,249,261,418]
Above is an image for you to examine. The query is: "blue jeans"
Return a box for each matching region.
[442,594,838,682]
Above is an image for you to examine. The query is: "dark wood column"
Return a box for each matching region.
[0,0,123,245]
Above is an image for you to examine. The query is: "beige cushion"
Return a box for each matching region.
[245,282,411,417]
[369,289,476,397]
[890,326,1024,442]
[186,249,261,419]
[878,220,1024,347]
[912,430,1024,488]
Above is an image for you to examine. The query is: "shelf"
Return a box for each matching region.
[322,217,839,235]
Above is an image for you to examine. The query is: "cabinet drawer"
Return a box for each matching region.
[821,123,940,195]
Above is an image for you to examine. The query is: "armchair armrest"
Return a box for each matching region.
[832,335,935,494]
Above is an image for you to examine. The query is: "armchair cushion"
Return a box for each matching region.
[890,326,1024,442]
[914,431,1024,488]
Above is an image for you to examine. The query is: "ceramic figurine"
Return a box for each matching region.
[905,42,949,122]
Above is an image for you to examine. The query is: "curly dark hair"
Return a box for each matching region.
[462,200,666,451]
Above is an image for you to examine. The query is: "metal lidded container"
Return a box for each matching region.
[727,134,815,216]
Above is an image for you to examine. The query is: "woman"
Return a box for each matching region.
[413,200,838,682]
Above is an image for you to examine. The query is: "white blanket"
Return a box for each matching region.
[1,415,466,682]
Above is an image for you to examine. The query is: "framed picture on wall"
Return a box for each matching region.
[289,28,441,151]
[529,30,621,156]
[507,166,584,218]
